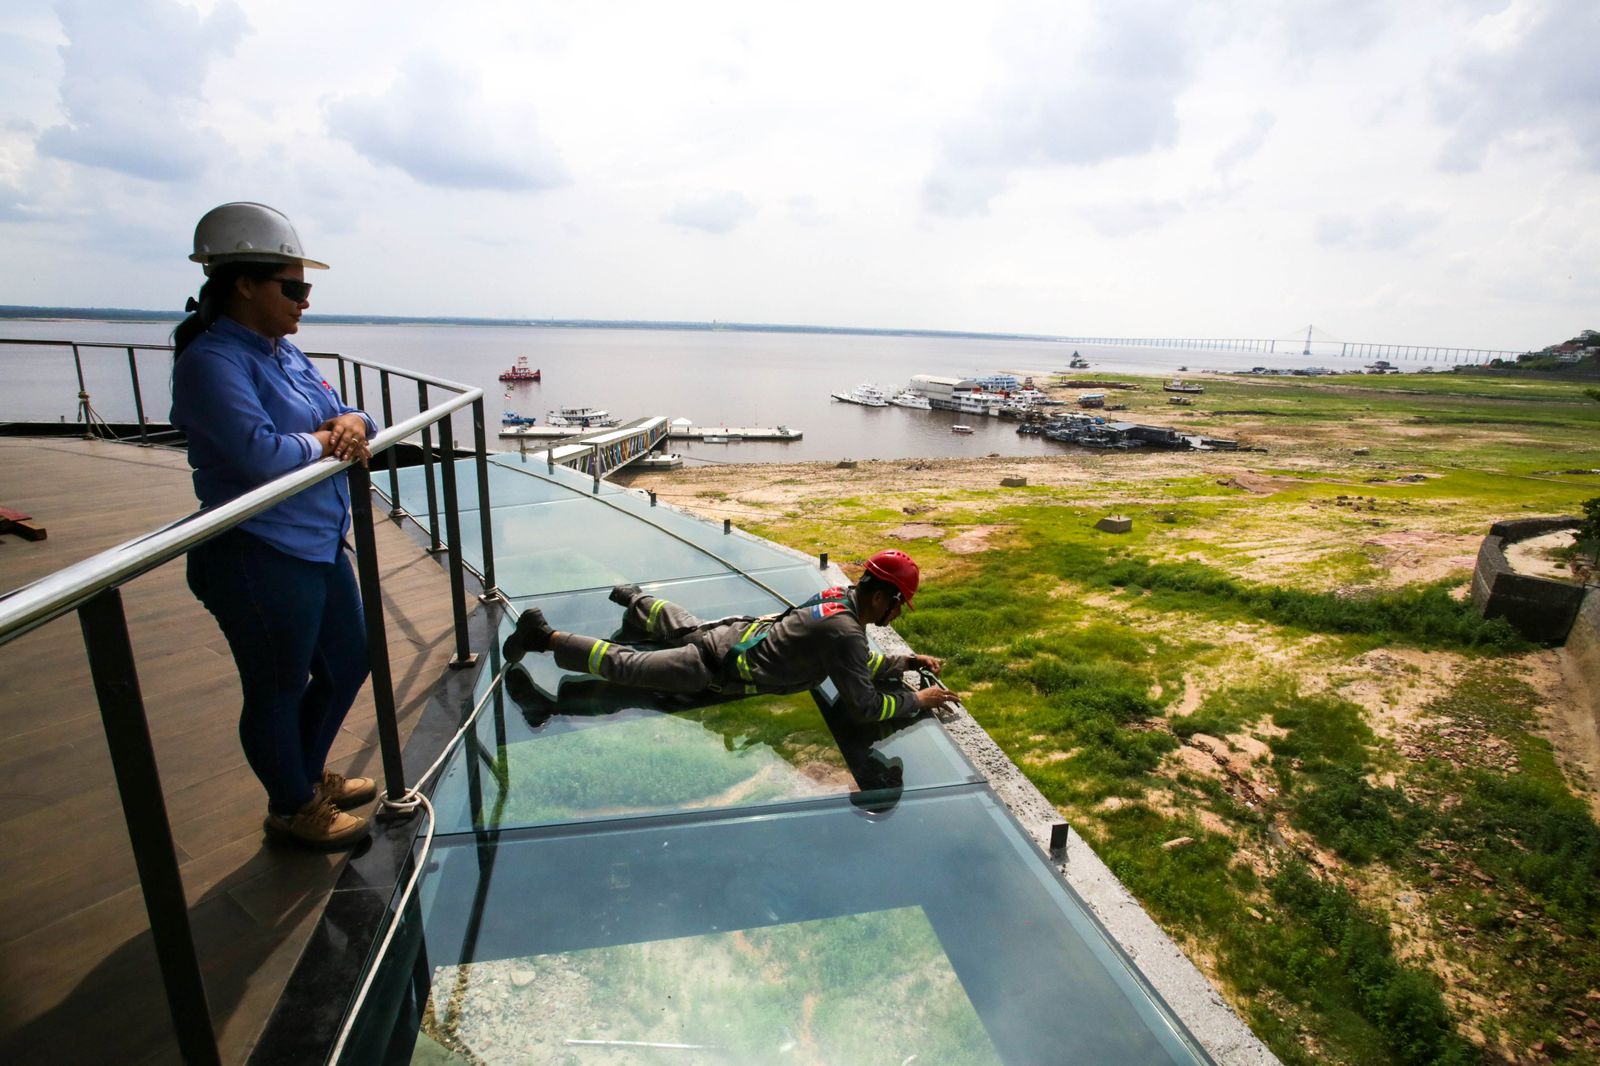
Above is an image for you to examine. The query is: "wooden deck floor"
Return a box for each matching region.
[0,436,476,1064]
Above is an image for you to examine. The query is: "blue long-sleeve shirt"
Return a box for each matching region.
[170,316,376,562]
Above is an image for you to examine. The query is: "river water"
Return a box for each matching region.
[1,318,1415,464]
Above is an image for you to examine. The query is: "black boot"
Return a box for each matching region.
[609,583,642,607]
[503,608,554,664]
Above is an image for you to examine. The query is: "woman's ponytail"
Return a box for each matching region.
[172,276,223,360]
[171,261,281,361]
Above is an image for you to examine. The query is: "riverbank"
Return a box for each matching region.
[616,375,1600,1064]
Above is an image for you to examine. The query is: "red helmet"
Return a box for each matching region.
[864,549,919,607]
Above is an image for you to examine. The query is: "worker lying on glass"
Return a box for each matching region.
[502,550,957,723]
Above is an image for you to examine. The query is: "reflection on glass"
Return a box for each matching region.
[415,907,1001,1064]
[427,673,981,835]
[387,456,625,514]
[354,789,1207,1065]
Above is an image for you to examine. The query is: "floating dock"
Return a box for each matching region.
[498,425,579,441]
[668,425,802,441]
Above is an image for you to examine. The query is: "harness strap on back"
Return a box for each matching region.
[713,586,853,691]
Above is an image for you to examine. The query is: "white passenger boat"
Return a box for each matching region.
[889,389,931,410]
[546,405,619,428]
[831,384,889,407]
[951,424,974,434]
[952,390,1008,415]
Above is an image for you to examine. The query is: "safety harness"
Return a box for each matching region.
[707,586,853,695]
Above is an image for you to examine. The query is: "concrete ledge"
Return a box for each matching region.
[1471,517,1588,643]
[1566,588,1600,693]
[1488,515,1582,539]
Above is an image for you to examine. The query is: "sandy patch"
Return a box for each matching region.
[1098,791,1233,837]
[1504,529,1584,583]
[1361,529,1483,585]
[1214,469,1306,495]
[884,522,944,541]
[942,525,1004,554]
[1319,647,1459,740]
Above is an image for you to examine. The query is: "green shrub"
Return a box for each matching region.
[1270,864,1475,1065]
[1088,559,1523,650]
[1290,766,1423,864]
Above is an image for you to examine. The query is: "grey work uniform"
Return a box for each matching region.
[548,586,921,723]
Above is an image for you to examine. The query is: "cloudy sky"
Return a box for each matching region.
[1,0,1595,349]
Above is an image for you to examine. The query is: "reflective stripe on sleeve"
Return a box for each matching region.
[867,650,885,677]
[587,640,611,675]
[880,694,895,721]
[646,598,668,636]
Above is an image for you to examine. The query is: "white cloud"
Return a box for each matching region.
[1281,0,1389,55]
[663,191,757,234]
[924,0,1197,217]
[1214,110,1276,175]
[1432,0,1600,172]
[0,1,1591,349]
[1315,205,1443,250]
[325,55,569,192]
[36,0,246,182]
[1086,198,1185,237]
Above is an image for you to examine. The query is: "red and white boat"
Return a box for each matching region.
[499,356,541,382]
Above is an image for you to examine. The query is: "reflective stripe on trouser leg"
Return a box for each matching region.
[628,596,705,642]
[551,633,715,693]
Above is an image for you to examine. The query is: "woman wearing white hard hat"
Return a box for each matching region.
[170,202,377,850]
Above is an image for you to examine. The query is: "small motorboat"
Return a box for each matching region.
[951,424,974,434]
[501,410,538,426]
[1162,378,1204,394]
[499,356,541,382]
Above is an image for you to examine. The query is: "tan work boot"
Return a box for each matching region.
[263,794,369,850]
[320,769,378,810]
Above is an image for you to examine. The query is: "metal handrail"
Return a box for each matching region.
[0,390,480,645]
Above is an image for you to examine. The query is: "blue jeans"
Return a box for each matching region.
[187,530,371,814]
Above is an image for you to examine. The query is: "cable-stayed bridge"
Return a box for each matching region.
[1055,325,1524,364]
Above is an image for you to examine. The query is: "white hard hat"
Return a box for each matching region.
[190,202,329,275]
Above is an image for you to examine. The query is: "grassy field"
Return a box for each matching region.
[629,370,1600,1065]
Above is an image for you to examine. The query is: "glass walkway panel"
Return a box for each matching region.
[348,458,1212,1063]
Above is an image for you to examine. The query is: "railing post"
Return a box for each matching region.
[417,382,444,554]
[592,444,601,493]
[337,356,349,405]
[436,412,477,669]
[380,370,403,518]
[78,589,222,1066]
[353,363,366,413]
[347,464,410,804]
[470,397,498,601]
[71,343,92,436]
[126,346,149,446]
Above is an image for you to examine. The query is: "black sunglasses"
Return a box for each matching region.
[269,278,312,302]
